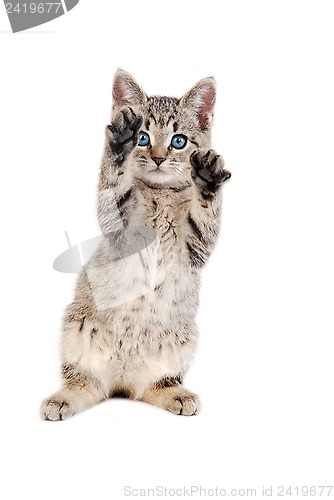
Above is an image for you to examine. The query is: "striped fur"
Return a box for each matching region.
[41,70,231,420]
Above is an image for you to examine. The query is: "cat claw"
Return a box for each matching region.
[190,149,231,188]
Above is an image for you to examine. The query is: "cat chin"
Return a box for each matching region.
[141,170,176,187]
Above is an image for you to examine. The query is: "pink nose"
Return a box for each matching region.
[152,156,166,167]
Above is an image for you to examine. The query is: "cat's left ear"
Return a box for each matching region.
[112,69,147,109]
[180,77,216,130]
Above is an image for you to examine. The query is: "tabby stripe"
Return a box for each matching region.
[149,112,157,125]
[79,317,85,332]
[117,188,132,208]
[168,182,192,192]
[166,114,175,126]
[188,213,205,242]
[186,242,208,267]
[189,139,200,148]
[153,375,183,390]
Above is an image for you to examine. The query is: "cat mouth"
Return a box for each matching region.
[148,167,166,174]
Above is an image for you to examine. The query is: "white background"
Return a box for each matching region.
[0,1,333,498]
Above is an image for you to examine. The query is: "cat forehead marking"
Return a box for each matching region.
[146,96,179,128]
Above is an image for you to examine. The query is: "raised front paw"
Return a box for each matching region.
[190,149,231,196]
[108,106,143,158]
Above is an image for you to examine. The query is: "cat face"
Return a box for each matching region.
[132,96,201,187]
[111,70,216,188]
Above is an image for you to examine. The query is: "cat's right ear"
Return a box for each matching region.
[112,69,147,109]
[180,77,216,130]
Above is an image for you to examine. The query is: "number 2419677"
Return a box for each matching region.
[277,486,333,496]
[5,3,62,14]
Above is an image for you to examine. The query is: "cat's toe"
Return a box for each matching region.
[167,392,201,416]
[40,397,73,421]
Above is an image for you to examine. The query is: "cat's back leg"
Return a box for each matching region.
[40,365,106,421]
[141,377,201,416]
[40,313,108,421]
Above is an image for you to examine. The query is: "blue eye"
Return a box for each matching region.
[171,134,187,149]
[138,132,150,146]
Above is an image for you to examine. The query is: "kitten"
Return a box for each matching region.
[41,69,231,420]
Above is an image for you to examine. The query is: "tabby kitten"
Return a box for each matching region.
[41,69,231,420]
